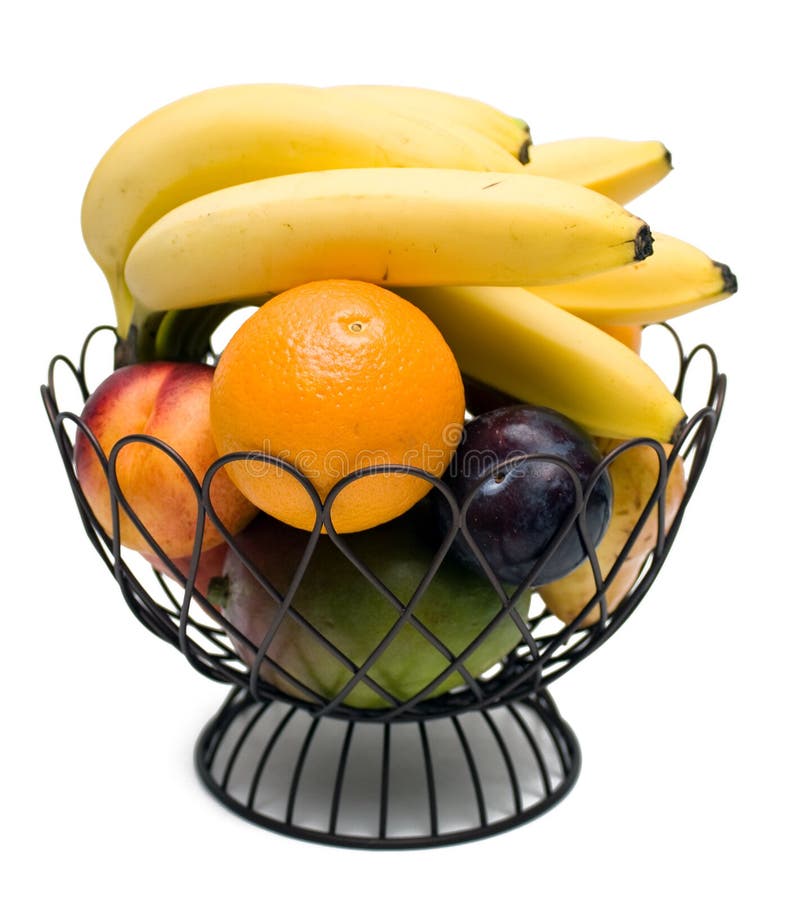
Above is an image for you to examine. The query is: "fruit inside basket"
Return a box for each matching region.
[45,82,733,847]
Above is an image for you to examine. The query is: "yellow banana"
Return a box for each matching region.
[328,83,531,161]
[81,83,523,336]
[123,167,653,316]
[527,232,737,325]
[395,285,685,442]
[523,137,672,204]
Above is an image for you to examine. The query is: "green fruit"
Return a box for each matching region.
[214,508,530,709]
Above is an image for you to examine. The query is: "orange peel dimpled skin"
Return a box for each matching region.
[209,280,466,533]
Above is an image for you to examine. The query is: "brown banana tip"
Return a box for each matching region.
[669,414,689,445]
[663,145,673,169]
[634,224,654,261]
[518,135,532,165]
[713,261,738,295]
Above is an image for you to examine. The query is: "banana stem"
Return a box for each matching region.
[108,272,165,367]
[110,277,135,339]
[114,297,268,368]
[154,302,247,362]
[516,121,532,164]
[114,302,164,368]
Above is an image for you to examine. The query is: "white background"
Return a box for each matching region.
[3,1,782,897]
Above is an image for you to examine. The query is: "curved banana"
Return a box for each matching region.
[81,83,524,336]
[328,83,531,161]
[523,137,672,204]
[395,285,685,443]
[123,168,653,315]
[527,232,737,325]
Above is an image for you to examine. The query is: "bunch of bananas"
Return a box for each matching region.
[81,82,736,443]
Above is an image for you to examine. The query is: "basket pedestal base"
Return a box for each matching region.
[194,688,580,849]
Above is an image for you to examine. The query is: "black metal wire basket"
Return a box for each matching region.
[42,323,725,849]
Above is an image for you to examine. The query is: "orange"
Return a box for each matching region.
[209,280,465,532]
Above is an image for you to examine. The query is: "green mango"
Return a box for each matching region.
[213,508,530,709]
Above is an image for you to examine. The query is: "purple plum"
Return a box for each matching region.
[437,404,612,587]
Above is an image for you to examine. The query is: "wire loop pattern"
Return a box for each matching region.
[42,323,724,847]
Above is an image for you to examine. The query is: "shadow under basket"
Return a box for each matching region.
[42,324,725,849]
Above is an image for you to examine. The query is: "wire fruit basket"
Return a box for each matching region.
[42,324,725,849]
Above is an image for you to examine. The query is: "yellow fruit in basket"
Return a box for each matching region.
[539,439,686,625]
[210,280,465,532]
[598,323,642,354]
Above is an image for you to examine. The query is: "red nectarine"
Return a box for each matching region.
[75,362,256,559]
